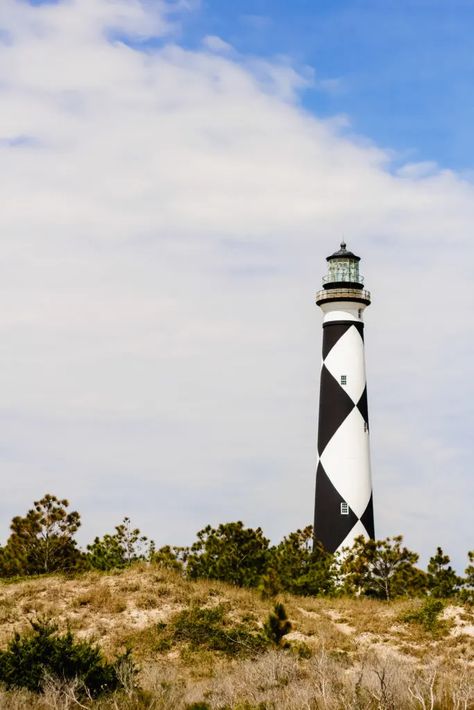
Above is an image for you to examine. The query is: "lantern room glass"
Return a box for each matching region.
[323,257,362,285]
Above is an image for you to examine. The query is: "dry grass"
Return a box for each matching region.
[0,566,473,708]
[0,651,472,709]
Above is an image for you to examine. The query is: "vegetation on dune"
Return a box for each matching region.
[86,517,152,572]
[402,597,446,633]
[265,527,335,597]
[186,521,270,588]
[340,534,426,601]
[0,563,471,708]
[0,493,472,707]
[461,550,474,603]
[0,495,83,577]
[180,523,473,604]
[0,619,131,696]
[263,602,292,647]
[427,546,462,599]
[157,603,270,656]
[0,493,473,602]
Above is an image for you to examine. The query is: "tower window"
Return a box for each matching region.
[364,421,368,432]
[340,502,349,515]
[340,375,347,385]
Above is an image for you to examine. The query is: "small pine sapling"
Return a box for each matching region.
[264,602,292,647]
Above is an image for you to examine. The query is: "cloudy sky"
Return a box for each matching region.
[0,0,472,571]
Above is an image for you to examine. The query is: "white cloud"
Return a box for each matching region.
[0,0,178,42]
[0,0,472,571]
[202,35,233,53]
[396,161,441,179]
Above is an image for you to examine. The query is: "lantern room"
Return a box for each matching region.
[323,242,364,290]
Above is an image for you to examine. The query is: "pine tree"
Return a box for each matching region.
[87,517,151,571]
[465,550,474,587]
[460,550,474,602]
[151,545,186,571]
[267,526,335,596]
[427,547,460,598]
[186,522,270,587]
[341,535,425,601]
[0,494,82,577]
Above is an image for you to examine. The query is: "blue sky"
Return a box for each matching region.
[0,0,472,571]
[176,0,474,171]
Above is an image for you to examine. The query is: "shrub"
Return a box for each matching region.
[267,527,335,596]
[186,522,270,588]
[159,604,268,656]
[87,517,152,571]
[151,545,186,572]
[0,618,133,696]
[403,598,445,632]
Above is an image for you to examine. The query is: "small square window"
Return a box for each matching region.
[340,375,347,385]
[340,502,349,515]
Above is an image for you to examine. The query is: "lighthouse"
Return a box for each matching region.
[313,243,374,553]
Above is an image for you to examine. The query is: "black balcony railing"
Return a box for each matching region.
[316,287,371,304]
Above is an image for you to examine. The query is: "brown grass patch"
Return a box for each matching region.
[0,567,472,708]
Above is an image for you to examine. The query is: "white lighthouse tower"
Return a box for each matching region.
[313,243,374,553]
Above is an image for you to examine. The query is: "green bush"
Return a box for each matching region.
[87,517,152,571]
[403,598,445,632]
[0,619,133,696]
[159,604,268,656]
[186,522,270,588]
[267,528,336,597]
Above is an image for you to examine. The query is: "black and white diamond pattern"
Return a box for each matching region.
[314,320,374,553]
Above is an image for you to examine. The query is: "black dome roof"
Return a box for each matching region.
[326,241,360,262]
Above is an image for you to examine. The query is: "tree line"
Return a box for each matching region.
[0,494,472,602]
